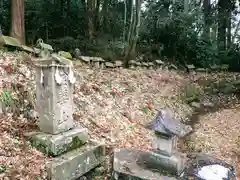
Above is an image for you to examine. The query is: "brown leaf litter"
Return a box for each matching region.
[0,50,240,178]
[186,108,240,171]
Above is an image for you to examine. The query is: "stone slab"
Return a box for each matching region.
[25,127,89,156]
[138,150,186,176]
[46,142,105,180]
[112,148,177,180]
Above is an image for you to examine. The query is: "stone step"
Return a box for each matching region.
[25,127,89,156]
[46,141,105,180]
[112,148,177,180]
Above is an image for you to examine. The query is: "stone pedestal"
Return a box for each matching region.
[152,133,177,157]
[112,148,177,180]
[35,58,74,134]
[28,55,105,180]
[138,151,186,176]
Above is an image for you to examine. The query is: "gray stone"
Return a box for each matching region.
[191,102,201,109]
[94,166,105,175]
[35,57,74,134]
[105,62,115,68]
[146,109,192,138]
[115,60,123,67]
[186,64,195,70]
[152,134,177,156]
[196,68,206,72]
[46,142,105,180]
[25,127,89,156]
[112,148,177,180]
[138,150,186,176]
[94,61,100,68]
[201,101,214,108]
[74,48,81,58]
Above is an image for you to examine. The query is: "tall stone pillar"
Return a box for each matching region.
[25,55,105,180]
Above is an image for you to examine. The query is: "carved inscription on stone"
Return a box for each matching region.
[39,69,52,123]
[55,68,73,126]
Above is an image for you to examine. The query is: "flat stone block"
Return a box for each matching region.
[46,142,105,180]
[25,127,89,156]
[138,150,186,176]
[112,148,177,180]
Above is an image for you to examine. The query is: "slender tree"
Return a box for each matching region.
[10,0,25,45]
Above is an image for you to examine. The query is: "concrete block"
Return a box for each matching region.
[46,142,105,180]
[25,127,89,156]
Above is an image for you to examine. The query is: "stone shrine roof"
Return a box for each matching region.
[146,109,192,137]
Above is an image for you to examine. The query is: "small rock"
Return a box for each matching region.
[78,176,87,180]
[191,102,201,109]
[94,166,105,175]
[201,101,214,108]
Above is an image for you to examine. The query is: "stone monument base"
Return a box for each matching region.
[46,142,105,180]
[25,127,89,156]
[138,150,186,176]
[112,148,177,180]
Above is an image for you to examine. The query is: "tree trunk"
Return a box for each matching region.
[203,0,211,39]
[184,0,189,13]
[218,0,227,52]
[122,0,127,55]
[95,0,100,31]
[128,0,141,58]
[102,0,108,32]
[124,0,134,61]
[87,0,95,41]
[10,0,25,45]
[226,10,231,49]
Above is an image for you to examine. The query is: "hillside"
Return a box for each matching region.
[0,50,239,179]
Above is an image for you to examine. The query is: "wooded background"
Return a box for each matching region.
[1,0,240,71]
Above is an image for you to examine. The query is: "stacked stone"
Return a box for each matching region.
[26,54,105,180]
[145,109,192,175]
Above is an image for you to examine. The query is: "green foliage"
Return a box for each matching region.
[1,0,240,70]
[0,88,16,108]
[180,84,203,104]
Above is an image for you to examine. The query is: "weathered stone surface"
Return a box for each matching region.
[35,58,74,134]
[105,62,115,68]
[112,148,177,180]
[58,51,73,59]
[0,35,21,47]
[138,150,186,176]
[21,45,34,53]
[25,127,89,156]
[146,109,192,138]
[46,142,105,180]
[152,134,177,156]
[115,60,123,67]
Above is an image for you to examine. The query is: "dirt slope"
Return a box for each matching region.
[0,50,239,179]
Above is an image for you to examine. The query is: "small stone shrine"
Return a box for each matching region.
[25,53,105,180]
[140,109,192,176]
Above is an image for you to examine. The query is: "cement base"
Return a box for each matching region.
[46,141,105,180]
[112,148,177,180]
[25,127,89,156]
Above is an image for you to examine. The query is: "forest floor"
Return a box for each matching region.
[0,50,240,179]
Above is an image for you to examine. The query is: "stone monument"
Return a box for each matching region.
[25,53,105,180]
[139,109,192,176]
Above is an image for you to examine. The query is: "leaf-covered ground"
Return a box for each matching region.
[0,50,239,179]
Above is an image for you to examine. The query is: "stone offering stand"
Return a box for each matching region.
[25,54,105,180]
